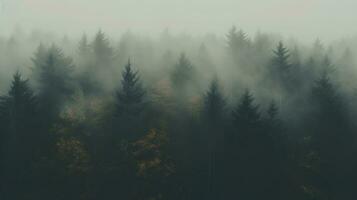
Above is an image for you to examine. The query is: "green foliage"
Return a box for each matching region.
[0,72,39,199]
[232,90,261,130]
[33,45,75,121]
[114,60,147,140]
[92,30,114,67]
[171,53,195,89]
[273,42,291,71]
[202,79,226,122]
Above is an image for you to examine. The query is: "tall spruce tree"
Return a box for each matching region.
[171,53,195,89]
[78,34,91,59]
[226,26,249,55]
[33,45,75,123]
[225,90,276,199]
[0,72,38,199]
[270,42,294,91]
[92,30,114,68]
[307,72,355,199]
[264,101,291,199]
[232,90,261,132]
[272,42,291,72]
[202,79,226,124]
[114,60,146,141]
[201,79,226,200]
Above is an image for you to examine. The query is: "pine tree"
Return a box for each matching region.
[202,79,226,123]
[232,90,261,131]
[171,53,194,89]
[307,72,355,198]
[92,30,114,67]
[226,26,251,68]
[0,71,37,130]
[77,33,99,94]
[31,44,48,71]
[264,101,291,199]
[226,26,249,54]
[310,73,351,155]
[265,101,281,132]
[78,33,91,59]
[272,42,291,72]
[33,45,75,122]
[0,72,38,199]
[269,42,294,91]
[226,90,276,199]
[201,79,226,200]
[114,60,146,140]
[264,101,287,158]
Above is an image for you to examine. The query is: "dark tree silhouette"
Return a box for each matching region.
[171,53,195,90]
[114,60,146,141]
[225,90,277,199]
[226,26,250,55]
[269,42,295,92]
[306,72,355,199]
[200,79,226,199]
[273,42,291,72]
[92,30,114,67]
[33,45,75,122]
[0,72,38,199]
[232,90,261,131]
[202,79,226,123]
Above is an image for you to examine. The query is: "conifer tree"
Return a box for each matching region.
[226,90,276,199]
[202,79,226,124]
[115,60,146,140]
[272,42,291,72]
[78,34,91,59]
[171,53,195,89]
[226,26,249,54]
[232,90,261,132]
[307,72,355,198]
[33,45,75,122]
[0,72,38,199]
[92,30,114,67]
[310,73,352,157]
[270,42,294,91]
[31,44,47,71]
[201,79,226,199]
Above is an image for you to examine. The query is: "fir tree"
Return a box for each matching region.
[78,33,91,59]
[114,60,146,140]
[202,79,226,123]
[226,90,276,199]
[307,72,355,198]
[92,30,114,67]
[226,26,249,54]
[33,45,75,122]
[232,90,261,131]
[272,42,291,72]
[201,79,226,200]
[171,53,194,89]
[0,72,38,199]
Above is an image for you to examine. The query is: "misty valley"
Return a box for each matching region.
[1,27,357,200]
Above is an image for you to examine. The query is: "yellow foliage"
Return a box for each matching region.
[56,137,90,175]
[133,129,175,178]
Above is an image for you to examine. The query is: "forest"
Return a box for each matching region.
[1,27,357,200]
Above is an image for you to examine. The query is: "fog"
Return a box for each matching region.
[2,0,357,41]
[2,1,357,200]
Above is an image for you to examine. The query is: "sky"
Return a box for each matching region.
[1,0,357,41]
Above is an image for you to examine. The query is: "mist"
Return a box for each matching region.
[2,0,357,41]
[1,1,357,200]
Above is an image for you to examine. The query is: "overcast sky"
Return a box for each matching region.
[1,0,357,41]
